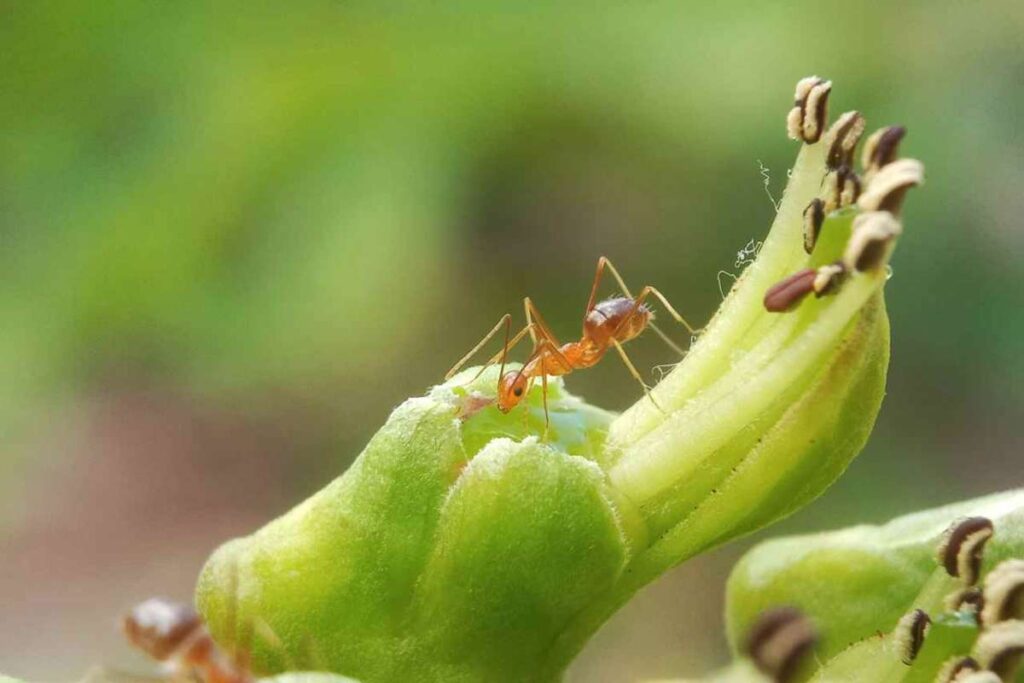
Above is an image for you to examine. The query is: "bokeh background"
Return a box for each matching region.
[2,2,1022,680]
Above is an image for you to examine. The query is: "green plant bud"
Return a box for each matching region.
[269,674,363,683]
[197,371,639,682]
[797,614,969,682]
[726,490,1024,670]
[196,77,919,681]
[69,669,364,683]
[646,661,773,683]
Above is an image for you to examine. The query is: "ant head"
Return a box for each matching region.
[497,371,529,413]
[122,598,201,661]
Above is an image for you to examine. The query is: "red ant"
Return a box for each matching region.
[446,257,696,428]
[122,598,252,683]
[121,563,316,683]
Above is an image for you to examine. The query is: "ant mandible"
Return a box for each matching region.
[446,256,697,429]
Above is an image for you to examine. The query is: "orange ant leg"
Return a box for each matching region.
[540,370,550,440]
[522,298,573,373]
[633,284,699,337]
[515,337,574,435]
[512,297,573,433]
[523,296,562,347]
[607,284,695,413]
[583,256,613,319]
[610,338,665,413]
[587,256,698,354]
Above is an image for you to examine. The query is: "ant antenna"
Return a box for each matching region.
[611,338,665,414]
[445,314,512,380]
[446,315,539,385]
[650,323,688,357]
[498,315,511,383]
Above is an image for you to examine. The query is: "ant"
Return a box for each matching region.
[122,598,252,683]
[446,256,697,429]
[121,564,317,683]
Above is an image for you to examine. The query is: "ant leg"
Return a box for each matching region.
[610,338,665,414]
[523,303,574,430]
[522,336,574,377]
[595,255,635,298]
[524,297,537,345]
[583,256,619,322]
[635,285,699,335]
[650,322,688,357]
[540,370,550,440]
[586,257,695,355]
[523,296,562,346]
[608,282,699,364]
[514,338,572,434]
[607,283,703,409]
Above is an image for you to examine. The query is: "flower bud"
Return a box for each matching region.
[196,77,926,680]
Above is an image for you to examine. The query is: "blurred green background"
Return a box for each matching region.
[1,2,1022,680]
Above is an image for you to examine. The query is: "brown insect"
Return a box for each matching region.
[121,563,310,683]
[122,598,252,683]
[446,256,696,426]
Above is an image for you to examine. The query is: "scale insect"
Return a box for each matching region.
[446,256,697,428]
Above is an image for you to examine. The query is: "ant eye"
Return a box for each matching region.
[513,387,523,397]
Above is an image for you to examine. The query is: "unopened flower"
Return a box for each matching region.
[194,77,924,682]
[724,490,1024,682]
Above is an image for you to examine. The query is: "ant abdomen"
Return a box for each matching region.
[123,598,203,661]
[584,297,653,347]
